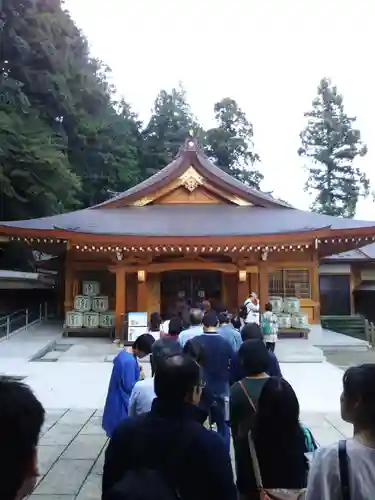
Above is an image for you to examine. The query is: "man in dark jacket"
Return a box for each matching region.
[102,354,237,500]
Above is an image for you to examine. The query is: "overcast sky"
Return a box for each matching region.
[64,0,375,219]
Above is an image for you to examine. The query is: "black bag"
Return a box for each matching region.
[106,426,195,500]
[338,440,350,500]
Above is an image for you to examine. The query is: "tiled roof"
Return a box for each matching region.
[1,205,375,237]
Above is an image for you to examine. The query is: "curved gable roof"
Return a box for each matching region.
[95,138,291,209]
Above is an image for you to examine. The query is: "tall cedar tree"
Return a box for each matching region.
[298,78,369,217]
[204,98,262,189]
[141,85,203,178]
[0,65,80,220]
[2,0,141,213]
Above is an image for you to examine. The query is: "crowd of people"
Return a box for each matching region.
[3,294,375,500]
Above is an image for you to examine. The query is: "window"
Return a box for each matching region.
[268,269,310,298]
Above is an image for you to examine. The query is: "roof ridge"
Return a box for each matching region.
[94,137,291,209]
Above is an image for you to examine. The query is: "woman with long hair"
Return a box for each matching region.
[306,364,375,500]
[230,340,270,498]
[251,378,308,494]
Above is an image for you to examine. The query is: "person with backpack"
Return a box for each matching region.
[261,302,278,352]
[243,292,260,325]
[102,353,237,500]
[306,364,375,500]
[194,311,235,452]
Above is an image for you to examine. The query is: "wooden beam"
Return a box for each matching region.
[109,260,238,274]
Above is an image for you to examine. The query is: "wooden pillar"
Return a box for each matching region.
[350,265,361,314]
[237,270,249,306]
[221,272,227,307]
[64,242,74,314]
[311,253,320,323]
[137,270,147,312]
[249,270,259,296]
[259,263,269,311]
[115,268,126,340]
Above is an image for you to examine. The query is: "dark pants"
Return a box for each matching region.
[208,397,230,453]
[266,342,275,353]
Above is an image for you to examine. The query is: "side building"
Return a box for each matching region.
[320,244,375,322]
[1,138,375,339]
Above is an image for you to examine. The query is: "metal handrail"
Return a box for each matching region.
[0,309,26,322]
[0,302,49,340]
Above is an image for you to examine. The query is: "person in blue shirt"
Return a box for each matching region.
[217,312,242,352]
[195,311,234,452]
[102,334,155,438]
[231,323,282,383]
[178,308,204,347]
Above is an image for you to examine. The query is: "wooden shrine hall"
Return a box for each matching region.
[1,138,375,339]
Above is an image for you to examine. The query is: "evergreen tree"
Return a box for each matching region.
[141,85,202,178]
[204,98,262,189]
[0,67,80,220]
[2,0,142,211]
[298,78,369,217]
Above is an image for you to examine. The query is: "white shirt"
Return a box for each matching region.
[128,378,155,417]
[306,438,375,500]
[244,298,260,325]
[161,320,170,335]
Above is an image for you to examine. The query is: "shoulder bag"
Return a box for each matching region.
[338,440,350,500]
[239,382,307,500]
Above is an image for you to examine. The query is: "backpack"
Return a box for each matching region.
[106,426,195,500]
[261,315,273,336]
[301,426,318,453]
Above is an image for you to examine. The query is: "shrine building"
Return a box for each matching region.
[1,138,375,340]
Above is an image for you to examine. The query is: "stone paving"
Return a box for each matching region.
[29,407,354,499]
[31,408,107,499]
[0,322,358,498]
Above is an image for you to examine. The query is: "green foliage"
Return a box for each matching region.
[141,85,203,178]
[299,78,369,218]
[1,0,142,215]
[1,0,265,222]
[0,72,80,220]
[204,98,262,189]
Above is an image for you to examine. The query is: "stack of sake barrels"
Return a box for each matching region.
[65,281,115,329]
[268,296,309,330]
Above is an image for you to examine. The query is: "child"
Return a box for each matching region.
[261,302,278,352]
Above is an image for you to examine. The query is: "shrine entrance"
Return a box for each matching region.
[160,270,222,317]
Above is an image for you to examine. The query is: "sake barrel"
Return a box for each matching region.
[291,312,309,329]
[83,311,99,328]
[283,297,300,314]
[276,313,292,329]
[268,296,284,314]
[92,296,109,312]
[66,311,83,328]
[74,295,92,312]
[82,281,100,297]
[99,311,115,328]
